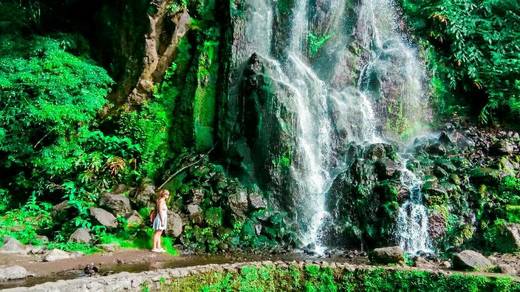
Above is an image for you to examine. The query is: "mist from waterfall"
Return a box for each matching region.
[236,0,430,254]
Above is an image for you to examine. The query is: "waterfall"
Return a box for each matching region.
[230,0,430,254]
[396,159,433,255]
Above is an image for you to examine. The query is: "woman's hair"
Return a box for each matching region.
[157,189,169,198]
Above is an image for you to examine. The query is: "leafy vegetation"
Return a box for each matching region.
[400,0,520,125]
[163,264,520,291]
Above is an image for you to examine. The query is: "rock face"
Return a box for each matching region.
[0,265,30,281]
[100,193,132,216]
[89,207,118,228]
[453,250,493,271]
[369,246,404,264]
[0,237,26,254]
[248,192,267,209]
[229,191,249,218]
[44,249,73,262]
[68,228,92,244]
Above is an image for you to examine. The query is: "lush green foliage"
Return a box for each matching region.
[401,0,520,124]
[163,264,520,291]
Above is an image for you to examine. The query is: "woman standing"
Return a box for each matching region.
[151,189,169,252]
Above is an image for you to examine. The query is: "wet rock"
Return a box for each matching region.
[69,228,92,244]
[187,204,203,224]
[375,158,397,179]
[433,165,448,178]
[248,192,267,209]
[254,224,262,235]
[44,249,73,262]
[369,246,404,264]
[0,265,30,281]
[125,210,144,226]
[89,207,118,228]
[132,182,156,209]
[414,257,437,269]
[453,250,493,271]
[0,237,26,255]
[438,132,453,144]
[490,141,514,156]
[167,212,183,237]
[426,143,446,155]
[428,213,446,239]
[191,189,204,205]
[229,191,249,218]
[365,143,387,160]
[100,192,132,216]
[84,263,99,276]
[469,168,501,186]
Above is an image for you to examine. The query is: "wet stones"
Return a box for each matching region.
[369,246,404,265]
[375,158,397,179]
[490,141,514,156]
[248,192,267,209]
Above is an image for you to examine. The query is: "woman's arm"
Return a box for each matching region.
[159,198,167,226]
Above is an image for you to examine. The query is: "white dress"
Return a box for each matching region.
[152,204,168,231]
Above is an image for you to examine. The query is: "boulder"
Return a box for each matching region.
[375,158,397,179]
[100,193,132,216]
[369,246,404,265]
[131,183,156,208]
[187,204,203,224]
[452,250,493,271]
[365,143,387,160]
[52,200,70,216]
[469,168,501,186]
[0,237,26,255]
[248,192,267,209]
[167,212,183,237]
[504,224,520,251]
[426,143,446,155]
[438,132,453,145]
[125,210,144,226]
[98,244,119,253]
[89,207,118,228]
[68,228,92,244]
[490,141,514,156]
[497,263,517,275]
[44,249,73,262]
[229,191,249,218]
[0,265,30,281]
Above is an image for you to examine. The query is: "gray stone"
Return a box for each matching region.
[125,210,144,226]
[98,244,119,253]
[68,228,92,244]
[52,200,71,216]
[100,192,132,216]
[453,250,493,271]
[89,207,118,228]
[505,223,520,251]
[187,204,203,224]
[248,192,267,209]
[0,237,26,255]
[498,263,517,275]
[0,265,30,281]
[44,249,72,262]
[369,246,404,264]
[229,190,249,217]
[167,212,183,237]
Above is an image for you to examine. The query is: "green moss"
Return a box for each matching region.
[506,205,520,223]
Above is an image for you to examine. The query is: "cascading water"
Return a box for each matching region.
[396,159,433,255]
[229,0,430,254]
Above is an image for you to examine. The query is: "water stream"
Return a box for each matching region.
[234,0,430,254]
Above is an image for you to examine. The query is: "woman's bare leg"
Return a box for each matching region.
[157,231,162,250]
